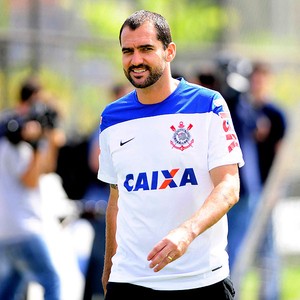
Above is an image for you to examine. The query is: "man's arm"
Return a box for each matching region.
[147,163,240,272]
[102,184,119,294]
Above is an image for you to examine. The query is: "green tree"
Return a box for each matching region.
[79,0,228,47]
[0,0,9,29]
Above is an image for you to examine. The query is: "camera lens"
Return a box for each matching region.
[7,119,20,132]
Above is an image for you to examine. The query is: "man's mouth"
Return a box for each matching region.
[130,65,148,74]
[132,68,146,73]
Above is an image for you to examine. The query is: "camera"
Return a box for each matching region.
[28,102,58,130]
[0,102,59,145]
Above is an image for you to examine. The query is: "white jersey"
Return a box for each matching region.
[98,78,244,290]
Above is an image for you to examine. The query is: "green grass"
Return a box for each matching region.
[241,263,300,300]
[281,266,300,300]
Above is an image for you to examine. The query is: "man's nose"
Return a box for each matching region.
[131,51,144,66]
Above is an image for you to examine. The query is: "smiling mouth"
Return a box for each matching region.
[130,65,148,75]
[131,68,146,76]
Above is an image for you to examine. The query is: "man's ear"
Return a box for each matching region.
[166,42,176,62]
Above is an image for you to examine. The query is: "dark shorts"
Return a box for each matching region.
[105,277,235,300]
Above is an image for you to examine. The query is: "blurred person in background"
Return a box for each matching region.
[0,77,65,300]
[249,61,287,300]
[251,62,287,185]
[81,82,132,300]
[227,61,287,300]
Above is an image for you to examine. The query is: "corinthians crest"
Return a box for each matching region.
[170,121,194,151]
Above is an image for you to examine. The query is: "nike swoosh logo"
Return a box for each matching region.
[120,137,135,146]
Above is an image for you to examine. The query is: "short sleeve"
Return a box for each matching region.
[208,96,244,170]
[97,127,118,184]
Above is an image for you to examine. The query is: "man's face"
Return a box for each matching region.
[120,22,168,88]
[250,71,271,101]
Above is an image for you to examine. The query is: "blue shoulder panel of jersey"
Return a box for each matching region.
[100,78,224,132]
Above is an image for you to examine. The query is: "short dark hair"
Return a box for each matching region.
[20,77,41,102]
[251,61,271,76]
[119,10,172,50]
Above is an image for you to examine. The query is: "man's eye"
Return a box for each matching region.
[122,49,132,54]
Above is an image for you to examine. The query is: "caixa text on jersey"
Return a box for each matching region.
[123,168,198,191]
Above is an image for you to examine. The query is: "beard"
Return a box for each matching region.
[124,64,164,89]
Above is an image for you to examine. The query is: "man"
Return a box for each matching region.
[253,62,286,300]
[98,10,244,300]
[250,62,286,184]
[0,78,64,300]
[228,61,286,300]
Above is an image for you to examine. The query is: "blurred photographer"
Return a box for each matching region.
[0,77,65,300]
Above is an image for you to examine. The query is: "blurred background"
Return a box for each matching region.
[0,0,299,299]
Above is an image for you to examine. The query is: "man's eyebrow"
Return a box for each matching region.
[122,44,154,52]
[122,47,132,52]
[138,44,154,48]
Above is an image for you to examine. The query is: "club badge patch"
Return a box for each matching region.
[170,121,194,151]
